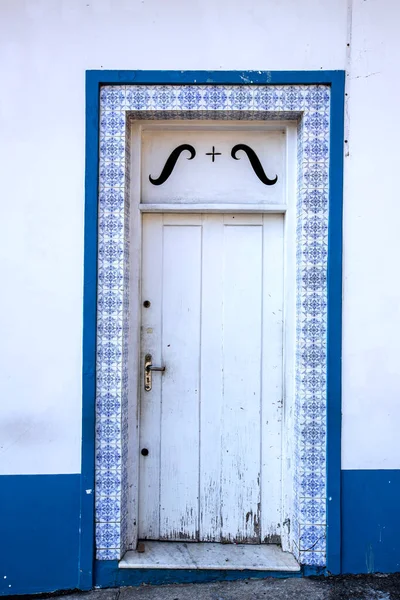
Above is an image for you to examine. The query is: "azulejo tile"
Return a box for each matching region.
[299,524,326,552]
[98,264,124,289]
[100,137,126,161]
[299,550,326,567]
[100,110,126,137]
[126,87,151,110]
[96,442,122,470]
[203,86,228,110]
[99,210,125,238]
[301,375,326,397]
[96,418,121,444]
[99,188,125,211]
[280,86,306,110]
[301,189,329,213]
[96,521,121,549]
[99,160,125,188]
[299,470,326,498]
[304,111,330,135]
[96,469,122,496]
[96,495,122,523]
[228,87,254,110]
[301,266,327,292]
[150,86,177,110]
[299,444,326,470]
[253,87,280,111]
[302,242,328,267]
[303,138,329,162]
[96,367,122,392]
[95,83,330,566]
[98,240,124,264]
[304,87,330,110]
[301,397,326,419]
[301,292,327,317]
[100,86,126,110]
[303,162,329,188]
[96,392,121,419]
[96,548,121,561]
[97,291,123,317]
[300,343,326,370]
[300,498,326,524]
[177,86,203,110]
[300,311,326,332]
[97,316,123,340]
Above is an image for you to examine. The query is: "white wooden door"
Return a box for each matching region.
[139,212,284,544]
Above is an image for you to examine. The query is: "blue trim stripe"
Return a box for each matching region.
[86,69,345,86]
[79,71,100,590]
[326,71,345,575]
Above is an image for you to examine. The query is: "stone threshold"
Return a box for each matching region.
[119,541,300,572]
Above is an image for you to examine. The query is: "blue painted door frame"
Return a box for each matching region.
[82,69,345,588]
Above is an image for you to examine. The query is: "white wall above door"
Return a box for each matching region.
[141,126,286,205]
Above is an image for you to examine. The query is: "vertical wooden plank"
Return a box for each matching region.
[220,216,263,543]
[159,219,202,540]
[127,122,143,550]
[199,214,224,541]
[138,214,163,539]
[261,214,284,542]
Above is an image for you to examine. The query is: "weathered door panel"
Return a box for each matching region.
[138,213,283,543]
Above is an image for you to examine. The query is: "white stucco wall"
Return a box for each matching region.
[341,0,400,469]
[0,0,398,474]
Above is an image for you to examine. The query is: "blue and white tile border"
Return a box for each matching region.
[94,83,331,567]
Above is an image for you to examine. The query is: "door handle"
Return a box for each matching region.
[144,353,165,391]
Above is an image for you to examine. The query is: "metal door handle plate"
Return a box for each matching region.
[144,354,165,391]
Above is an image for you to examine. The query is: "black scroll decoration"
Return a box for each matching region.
[231,144,278,185]
[149,144,196,185]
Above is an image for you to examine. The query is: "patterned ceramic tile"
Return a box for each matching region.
[300,498,326,525]
[299,551,326,567]
[95,469,122,496]
[96,495,122,523]
[96,521,121,550]
[299,524,326,552]
[96,548,121,561]
[95,83,331,566]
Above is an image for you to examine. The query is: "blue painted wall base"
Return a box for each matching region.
[1,470,400,595]
[0,475,81,596]
[94,561,302,588]
[341,470,400,574]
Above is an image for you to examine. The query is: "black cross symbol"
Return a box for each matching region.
[205,146,222,162]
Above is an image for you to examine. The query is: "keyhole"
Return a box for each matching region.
[141,448,149,456]
[143,300,151,308]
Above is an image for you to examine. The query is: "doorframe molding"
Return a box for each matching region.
[82,70,345,587]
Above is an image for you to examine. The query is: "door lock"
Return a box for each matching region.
[144,353,166,391]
